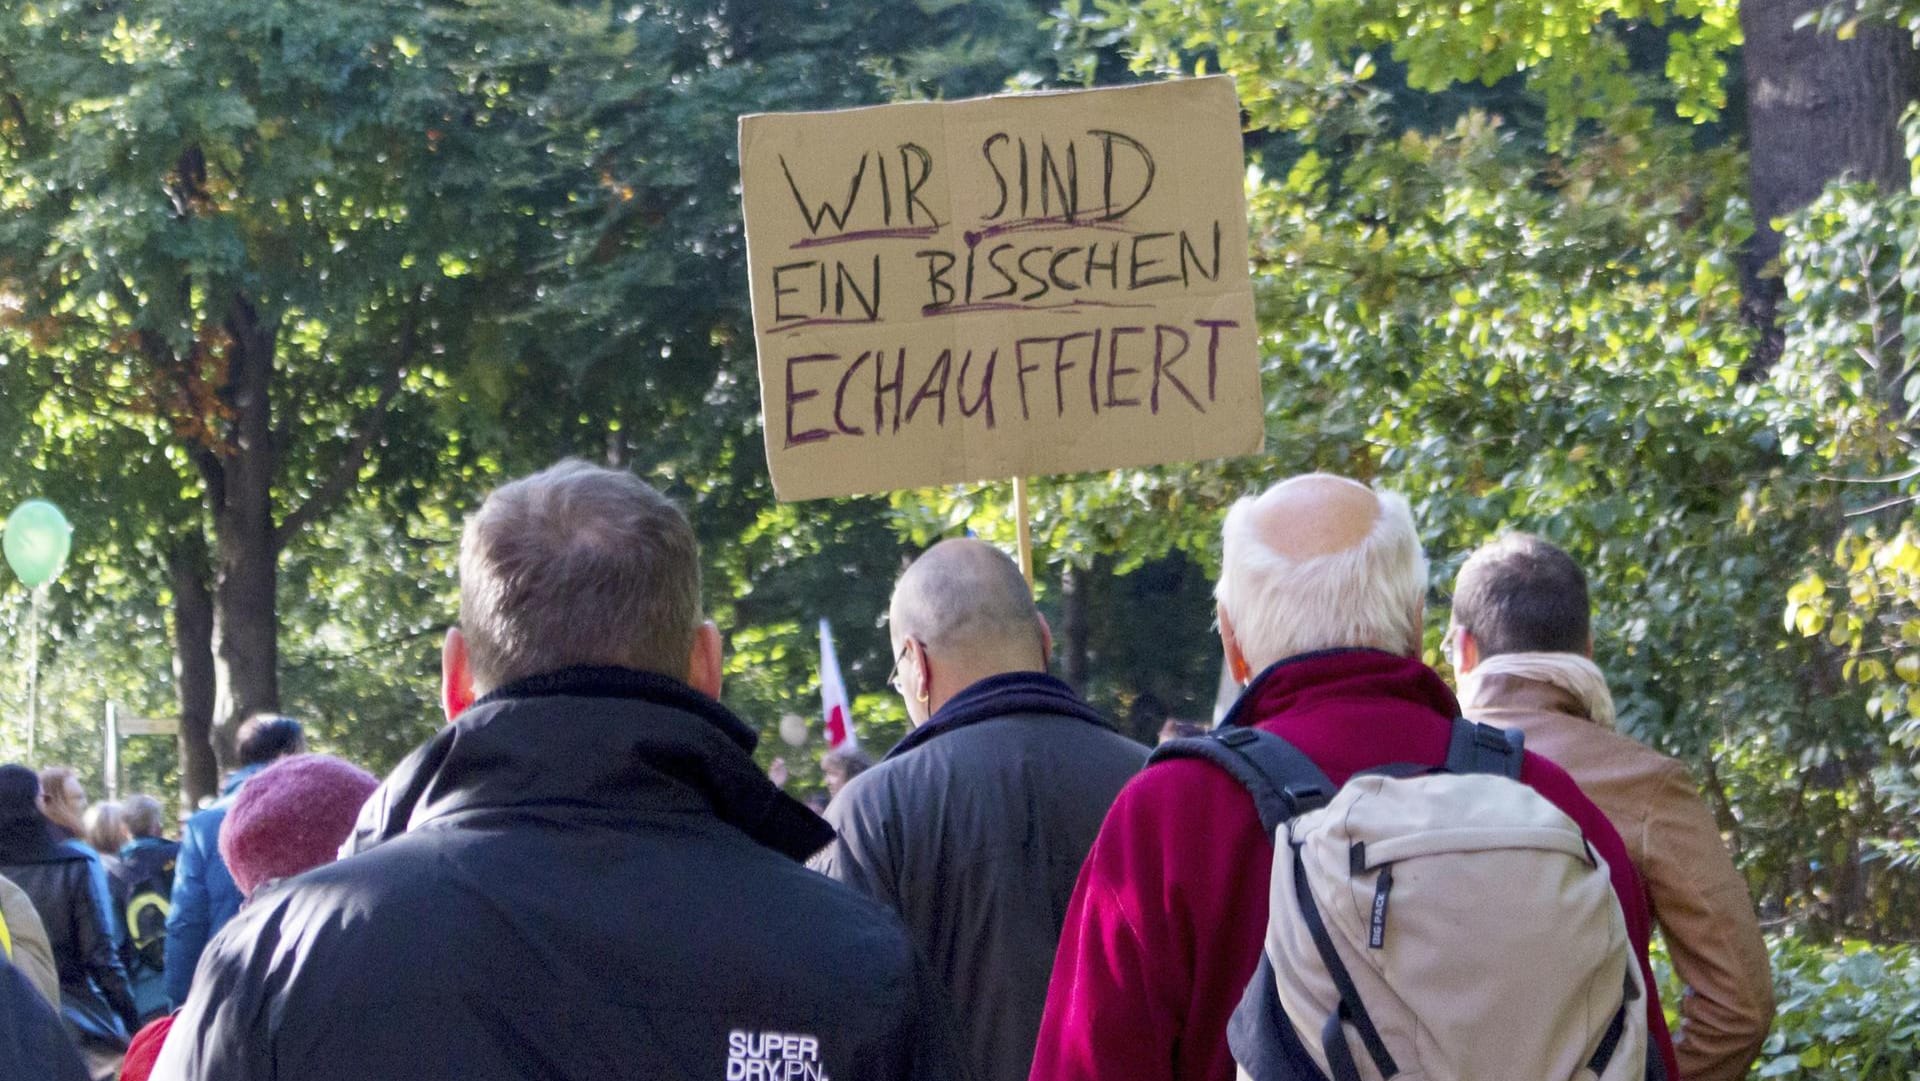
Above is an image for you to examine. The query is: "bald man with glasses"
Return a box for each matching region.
[812,538,1147,1081]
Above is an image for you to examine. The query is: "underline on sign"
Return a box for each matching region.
[763,316,886,334]
[920,299,1157,317]
[964,216,1136,247]
[790,226,943,249]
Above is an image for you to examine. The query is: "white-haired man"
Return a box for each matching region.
[1028,474,1677,1081]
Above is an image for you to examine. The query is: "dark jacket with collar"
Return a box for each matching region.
[151,666,966,1081]
[0,826,139,1043]
[811,671,1146,1081]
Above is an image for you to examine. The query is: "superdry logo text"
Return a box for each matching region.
[726,1030,830,1081]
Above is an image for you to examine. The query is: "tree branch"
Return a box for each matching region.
[1846,491,1920,517]
[271,306,418,551]
[134,327,228,506]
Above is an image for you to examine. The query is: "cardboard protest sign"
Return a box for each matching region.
[739,77,1261,501]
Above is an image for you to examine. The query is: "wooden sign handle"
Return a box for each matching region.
[1013,476,1033,587]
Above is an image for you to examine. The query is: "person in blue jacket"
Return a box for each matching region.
[163,716,305,1006]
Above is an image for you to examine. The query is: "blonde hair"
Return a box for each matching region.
[1214,483,1428,670]
[82,801,127,855]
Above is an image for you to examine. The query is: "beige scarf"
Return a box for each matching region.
[1458,651,1617,730]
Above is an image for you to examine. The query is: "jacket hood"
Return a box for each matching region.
[347,665,834,863]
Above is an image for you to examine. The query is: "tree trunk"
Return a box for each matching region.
[209,296,281,765]
[168,531,218,809]
[1739,0,1915,372]
[1699,753,1745,862]
[1060,560,1093,694]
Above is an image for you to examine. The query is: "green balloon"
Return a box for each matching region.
[4,500,73,587]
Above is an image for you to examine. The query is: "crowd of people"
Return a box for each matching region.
[0,461,1775,1081]
[0,719,373,1081]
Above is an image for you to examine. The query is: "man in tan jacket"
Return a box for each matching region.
[1449,533,1774,1081]
[0,870,60,1007]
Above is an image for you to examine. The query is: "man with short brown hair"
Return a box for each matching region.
[156,460,961,1081]
[1451,532,1774,1081]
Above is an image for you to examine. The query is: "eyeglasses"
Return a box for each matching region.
[888,641,914,692]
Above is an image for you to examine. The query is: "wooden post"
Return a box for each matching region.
[1012,476,1033,586]
[104,702,119,802]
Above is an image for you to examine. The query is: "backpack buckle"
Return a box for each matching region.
[1282,782,1329,815]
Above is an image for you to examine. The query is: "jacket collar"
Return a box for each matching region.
[1467,672,1593,722]
[1458,652,1617,729]
[119,835,174,859]
[0,825,86,864]
[886,670,1112,760]
[221,763,266,798]
[346,665,833,863]
[1221,648,1460,730]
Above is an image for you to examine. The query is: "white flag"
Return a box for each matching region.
[819,619,857,749]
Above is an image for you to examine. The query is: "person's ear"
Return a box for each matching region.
[1036,613,1054,669]
[908,638,933,705]
[687,620,724,699]
[1219,605,1253,685]
[1456,626,1481,675]
[442,628,476,723]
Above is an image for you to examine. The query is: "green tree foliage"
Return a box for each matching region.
[0,0,1073,800]
[1040,0,1920,947]
[1754,936,1920,1078]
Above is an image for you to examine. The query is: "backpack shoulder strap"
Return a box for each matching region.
[1149,727,1337,833]
[1444,716,1525,780]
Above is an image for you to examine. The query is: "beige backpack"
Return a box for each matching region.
[1150,719,1652,1081]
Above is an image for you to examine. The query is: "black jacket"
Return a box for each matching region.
[811,672,1148,1081]
[152,666,966,1081]
[0,833,139,1043]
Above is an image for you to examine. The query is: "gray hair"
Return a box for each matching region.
[1215,484,1428,668]
[459,460,702,693]
[121,794,167,839]
[890,539,1044,658]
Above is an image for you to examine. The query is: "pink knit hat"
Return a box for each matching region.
[219,754,379,898]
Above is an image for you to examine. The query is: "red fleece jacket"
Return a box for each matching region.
[1029,649,1678,1081]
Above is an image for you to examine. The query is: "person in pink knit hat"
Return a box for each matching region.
[120,754,376,1081]
[216,755,379,901]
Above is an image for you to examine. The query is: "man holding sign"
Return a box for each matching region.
[739,77,1262,505]
[811,539,1145,1081]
